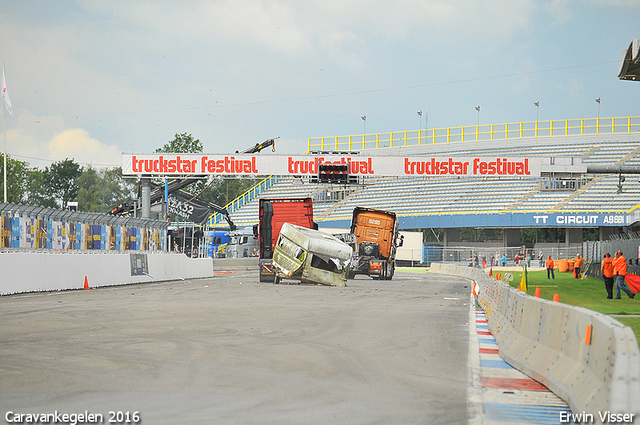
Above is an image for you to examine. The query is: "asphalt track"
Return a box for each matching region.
[0,270,473,424]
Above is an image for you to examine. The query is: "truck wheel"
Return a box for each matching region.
[387,263,395,280]
[381,262,389,280]
[274,276,281,285]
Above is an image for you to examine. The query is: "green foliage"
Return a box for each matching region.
[76,166,137,213]
[155,133,203,154]
[200,176,261,207]
[0,154,32,203]
[43,158,83,209]
[507,270,640,345]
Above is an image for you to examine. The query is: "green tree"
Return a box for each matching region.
[200,176,261,207]
[0,153,32,203]
[75,167,102,212]
[76,166,138,212]
[43,158,83,209]
[155,133,203,154]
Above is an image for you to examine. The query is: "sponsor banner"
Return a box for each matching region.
[167,191,214,224]
[122,153,546,177]
[392,212,630,229]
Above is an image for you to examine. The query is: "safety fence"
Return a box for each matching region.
[430,263,640,420]
[0,203,168,252]
[308,115,640,151]
[426,245,584,267]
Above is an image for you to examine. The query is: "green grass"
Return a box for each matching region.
[507,270,640,345]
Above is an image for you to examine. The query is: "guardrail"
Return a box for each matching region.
[429,263,640,421]
[309,116,640,151]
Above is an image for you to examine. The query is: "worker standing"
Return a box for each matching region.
[546,255,555,280]
[574,254,584,279]
[601,252,615,299]
[613,250,635,299]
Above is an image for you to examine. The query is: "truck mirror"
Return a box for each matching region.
[253,224,258,238]
[397,235,404,247]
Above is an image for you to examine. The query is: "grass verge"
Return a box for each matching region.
[506,270,640,346]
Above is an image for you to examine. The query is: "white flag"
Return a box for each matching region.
[2,65,15,116]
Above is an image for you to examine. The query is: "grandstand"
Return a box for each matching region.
[209,116,640,250]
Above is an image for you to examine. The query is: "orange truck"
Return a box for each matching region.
[348,206,403,280]
[255,198,316,282]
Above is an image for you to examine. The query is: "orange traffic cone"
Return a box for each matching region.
[553,293,559,302]
[83,276,90,290]
[534,286,541,298]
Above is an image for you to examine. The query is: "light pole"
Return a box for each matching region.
[417,111,422,131]
[475,105,480,126]
[595,97,601,118]
[534,101,539,121]
[361,115,366,134]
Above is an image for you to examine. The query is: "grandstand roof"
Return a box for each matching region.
[618,39,640,81]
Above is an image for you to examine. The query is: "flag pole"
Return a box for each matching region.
[3,85,6,203]
[3,61,7,203]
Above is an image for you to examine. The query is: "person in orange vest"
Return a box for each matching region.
[613,250,635,299]
[546,255,555,280]
[574,254,584,279]
[601,252,615,299]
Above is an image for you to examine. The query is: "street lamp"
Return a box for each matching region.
[534,101,539,121]
[361,115,366,134]
[417,111,422,131]
[475,105,480,126]
[595,97,601,118]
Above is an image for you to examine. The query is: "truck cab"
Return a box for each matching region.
[226,226,258,258]
[256,198,316,282]
[349,206,403,280]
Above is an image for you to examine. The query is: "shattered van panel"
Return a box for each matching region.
[272,223,352,287]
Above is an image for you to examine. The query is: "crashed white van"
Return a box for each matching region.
[272,222,353,287]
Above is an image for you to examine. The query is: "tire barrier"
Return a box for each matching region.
[429,263,640,423]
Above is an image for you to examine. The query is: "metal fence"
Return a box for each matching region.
[1,203,169,251]
[309,115,640,151]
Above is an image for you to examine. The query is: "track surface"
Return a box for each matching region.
[0,270,472,424]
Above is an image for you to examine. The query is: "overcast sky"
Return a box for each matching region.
[1,0,638,169]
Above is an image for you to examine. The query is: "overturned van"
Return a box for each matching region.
[272,222,353,287]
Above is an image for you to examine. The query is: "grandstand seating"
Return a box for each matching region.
[220,136,640,228]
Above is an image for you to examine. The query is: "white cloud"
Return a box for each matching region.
[47,129,121,168]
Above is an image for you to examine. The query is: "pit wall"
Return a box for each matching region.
[0,251,213,295]
[429,263,640,423]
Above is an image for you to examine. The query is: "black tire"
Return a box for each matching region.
[274,276,281,285]
[387,263,395,280]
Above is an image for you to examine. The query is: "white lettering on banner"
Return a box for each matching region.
[167,197,194,220]
[603,215,624,224]
[555,215,598,225]
[533,215,549,224]
[121,154,546,177]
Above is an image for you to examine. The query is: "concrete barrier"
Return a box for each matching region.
[0,251,213,295]
[430,263,640,422]
[213,257,259,270]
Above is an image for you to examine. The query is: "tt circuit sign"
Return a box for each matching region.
[532,214,626,226]
[388,211,633,230]
[122,153,560,178]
